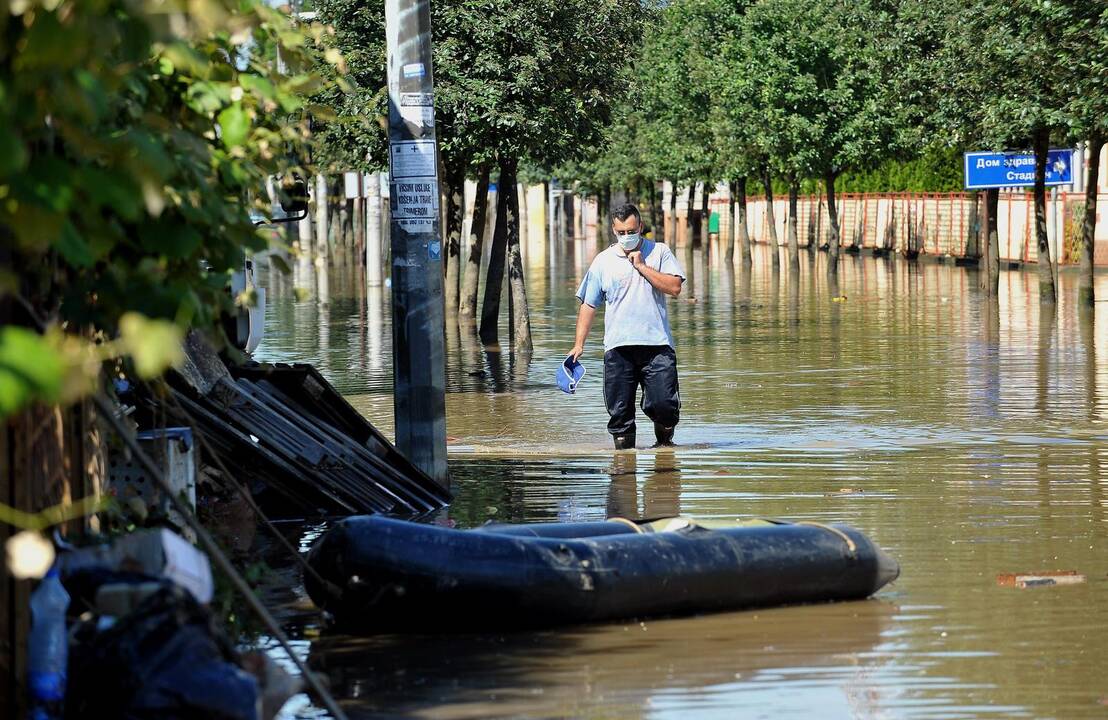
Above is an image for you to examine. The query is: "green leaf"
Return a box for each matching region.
[240,75,276,101]
[0,127,27,177]
[187,81,231,114]
[76,166,142,219]
[148,219,202,259]
[218,103,249,149]
[118,313,185,379]
[0,327,64,417]
[54,221,94,268]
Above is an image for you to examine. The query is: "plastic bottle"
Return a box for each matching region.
[28,566,69,720]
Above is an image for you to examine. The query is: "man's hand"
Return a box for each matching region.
[568,344,584,362]
[630,258,682,297]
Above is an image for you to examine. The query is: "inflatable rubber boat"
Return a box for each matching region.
[305,515,899,631]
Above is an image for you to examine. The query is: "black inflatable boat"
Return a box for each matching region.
[305,515,899,630]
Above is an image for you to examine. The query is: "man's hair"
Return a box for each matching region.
[611,203,641,224]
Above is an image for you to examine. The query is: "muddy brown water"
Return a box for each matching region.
[255,243,1108,719]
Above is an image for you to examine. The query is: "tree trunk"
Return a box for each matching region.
[545,180,553,244]
[825,171,840,273]
[964,190,979,259]
[762,168,780,270]
[1033,129,1057,304]
[341,199,353,267]
[517,181,529,259]
[352,193,363,266]
[683,184,695,248]
[981,188,1000,296]
[444,162,466,317]
[650,181,663,237]
[699,182,710,250]
[503,161,533,353]
[480,169,508,347]
[787,181,800,270]
[667,181,677,244]
[598,184,611,245]
[1079,135,1103,307]
[460,165,491,320]
[574,192,584,240]
[736,176,751,265]
[725,180,737,263]
[338,183,352,258]
[314,173,329,263]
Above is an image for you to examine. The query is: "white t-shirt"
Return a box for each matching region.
[575,240,686,352]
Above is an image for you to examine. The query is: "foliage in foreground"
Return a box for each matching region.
[0,0,339,417]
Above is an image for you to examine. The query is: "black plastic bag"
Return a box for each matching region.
[66,583,258,720]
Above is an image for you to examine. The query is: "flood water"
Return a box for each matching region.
[255,240,1108,719]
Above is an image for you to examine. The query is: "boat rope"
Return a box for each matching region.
[794,521,857,555]
[607,517,646,534]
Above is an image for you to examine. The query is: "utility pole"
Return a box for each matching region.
[385,0,448,486]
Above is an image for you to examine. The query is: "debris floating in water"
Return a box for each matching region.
[996,570,1086,588]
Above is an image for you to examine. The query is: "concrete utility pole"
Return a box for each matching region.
[385,0,448,485]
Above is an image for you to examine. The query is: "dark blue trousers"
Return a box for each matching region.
[602,345,680,436]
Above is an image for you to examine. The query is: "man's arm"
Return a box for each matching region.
[568,302,597,361]
[628,252,683,297]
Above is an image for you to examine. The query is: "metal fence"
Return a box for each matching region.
[695,191,1108,266]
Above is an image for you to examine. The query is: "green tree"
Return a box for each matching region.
[636,0,719,250]
[0,0,331,417]
[707,0,759,266]
[918,0,1108,303]
[316,0,645,352]
[738,0,831,270]
[1057,2,1108,307]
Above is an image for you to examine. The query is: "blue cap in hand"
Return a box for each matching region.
[557,356,586,394]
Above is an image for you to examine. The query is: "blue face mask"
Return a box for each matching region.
[617,232,641,252]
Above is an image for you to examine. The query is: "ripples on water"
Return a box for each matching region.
[256,241,1108,719]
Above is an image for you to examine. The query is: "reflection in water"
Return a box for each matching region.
[1037,305,1055,418]
[257,243,1108,720]
[366,284,385,372]
[1078,305,1097,421]
[605,451,682,520]
[306,601,894,720]
[738,262,751,309]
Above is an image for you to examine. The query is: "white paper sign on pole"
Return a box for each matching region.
[390,140,437,179]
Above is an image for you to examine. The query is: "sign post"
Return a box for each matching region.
[385,0,448,486]
[963,149,1075,190]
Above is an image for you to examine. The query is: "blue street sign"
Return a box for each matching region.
[963,149,1074,190]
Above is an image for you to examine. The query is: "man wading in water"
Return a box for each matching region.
[568,204,686,449]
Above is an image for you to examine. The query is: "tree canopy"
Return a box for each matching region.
[315,0,646,174]
[0,0,334,416]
